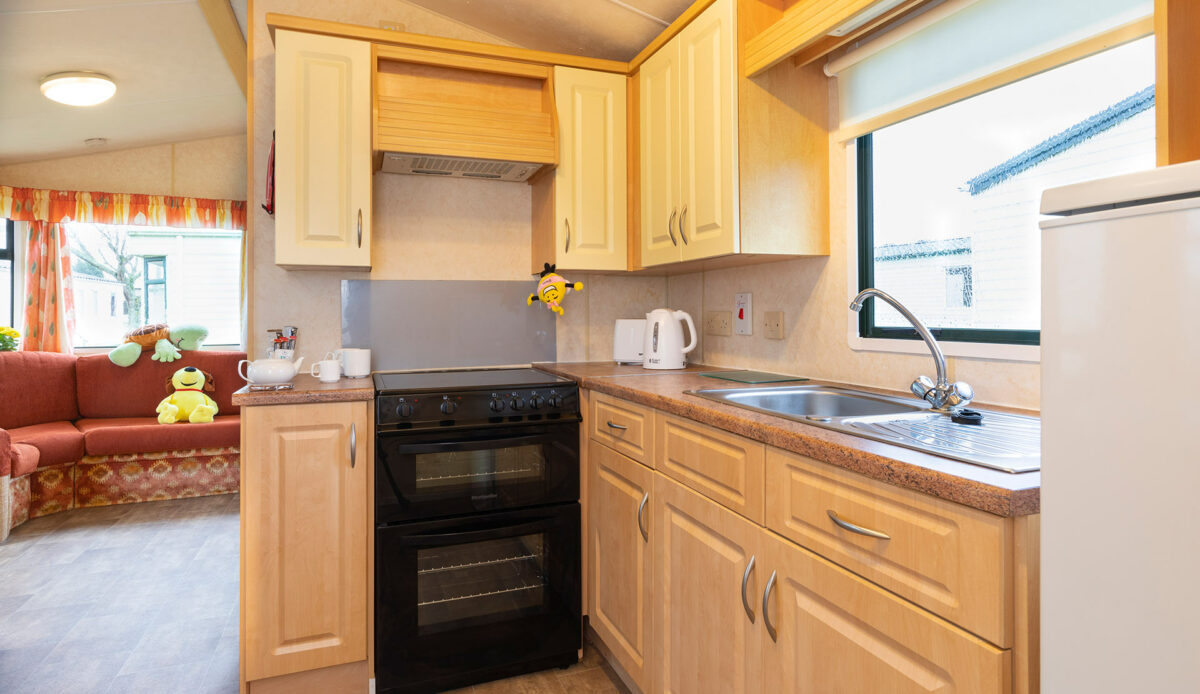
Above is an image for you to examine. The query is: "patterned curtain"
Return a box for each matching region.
[22,221,76,353]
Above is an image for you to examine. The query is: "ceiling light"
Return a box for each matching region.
[40,72,116,106]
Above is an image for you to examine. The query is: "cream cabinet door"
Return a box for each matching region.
[639,42,682,268]
[760,531,1010,694]
[652,474,762,694]
[678,0,737,261]
[588,441,654,691]
[242,401,370,681]
[275,30,372,269]
[554,67,628,272]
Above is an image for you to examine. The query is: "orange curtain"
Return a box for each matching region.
[22,221,76,353]
[0,186,246,229]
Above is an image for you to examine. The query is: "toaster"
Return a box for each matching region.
[613,319,647,364]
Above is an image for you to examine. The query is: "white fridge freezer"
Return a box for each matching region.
[1040,160,1200,693]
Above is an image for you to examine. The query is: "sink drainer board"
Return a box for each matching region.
[687,385,1040,473]
[701,371,810,384]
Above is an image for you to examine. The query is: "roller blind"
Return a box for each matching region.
[833,0,1153,130]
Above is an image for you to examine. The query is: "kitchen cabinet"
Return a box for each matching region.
[531,66,628,272]
[274,30,373,269]
[241,401,370,685]
[588,441,654,691]
[655,412,764,524]
[590,392,654,465]
[635,0,829,270]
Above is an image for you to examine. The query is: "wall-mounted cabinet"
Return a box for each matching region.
[532,66,629,272]
[274,30,373,270]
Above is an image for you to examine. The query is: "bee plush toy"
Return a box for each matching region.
[527,263,583,316]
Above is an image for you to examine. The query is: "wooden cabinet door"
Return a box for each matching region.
[243,401,370,681]
[652,474,762,694]
[639,41,682,268]
[275,30,372,269]
[588,441,654,691]
[678,0,737,262]
[553,66,628,272]
[760,531,1010,694]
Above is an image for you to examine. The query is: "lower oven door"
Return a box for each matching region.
[375,504,582,694]
[376,422,579,524]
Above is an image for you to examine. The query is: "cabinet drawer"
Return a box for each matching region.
[765,448,1011,646]
[590,393,653,465]
[655,413,765,523]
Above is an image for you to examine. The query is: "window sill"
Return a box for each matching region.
[73,344,244,355]
[847,334,1040,362]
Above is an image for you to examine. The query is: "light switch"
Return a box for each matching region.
[734,293,752,335]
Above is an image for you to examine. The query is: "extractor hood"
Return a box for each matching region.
[380,153,543,182]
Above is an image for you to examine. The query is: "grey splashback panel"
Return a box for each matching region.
[341,280,556,371]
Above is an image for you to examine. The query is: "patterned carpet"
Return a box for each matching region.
[0,495,239,694]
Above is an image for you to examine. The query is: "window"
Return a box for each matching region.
[68,224,242,347]
[857,37,1156,345]
[0,220,13,329]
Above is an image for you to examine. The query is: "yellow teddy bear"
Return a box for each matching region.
[157,366,219,424]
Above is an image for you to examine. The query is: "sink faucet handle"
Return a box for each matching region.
[945,381,974,409]
[911,376,935,401]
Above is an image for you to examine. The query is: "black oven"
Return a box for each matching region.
[375,503,581,693]
[375,420,580,525]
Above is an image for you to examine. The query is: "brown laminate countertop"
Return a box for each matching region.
[232,374,374,406]
[534,362,1040,517]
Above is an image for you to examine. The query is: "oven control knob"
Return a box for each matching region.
[529,395,545,409]
[396,402,414,418]
[489,397,505,412]
[440,399,457,415]
[547,395,563,408]
[509,397,525,411]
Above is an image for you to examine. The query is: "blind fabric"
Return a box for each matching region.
[834,0,1153,130]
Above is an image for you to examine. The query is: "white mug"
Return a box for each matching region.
[327,348,371,378]
[310,359,342,383]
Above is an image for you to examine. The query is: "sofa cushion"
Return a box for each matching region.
[8,421,85,468]
[10,443,40,477]
[0,427,9,478]
[75,350,245,420]
[75,415,240,456]
[0,351,80,429]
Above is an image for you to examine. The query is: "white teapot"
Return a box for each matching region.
[239,356,305,385]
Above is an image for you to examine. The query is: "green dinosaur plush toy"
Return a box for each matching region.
[108,324,210,367]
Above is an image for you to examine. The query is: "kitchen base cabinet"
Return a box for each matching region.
[760,531,1010,693]
[241,401,371,688]
[652,473,762,694]
[588,441,654,691]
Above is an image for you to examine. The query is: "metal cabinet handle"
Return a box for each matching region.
[606,420,628,431]
[564,218,571,253]
[740,555,756,623]
[637,492,649,542]
[679,205,688,244]
[349,423,357,468]
[357,209,363,248]
[762,570,778,642]
[667,209,678,246]
[827,510,890,540]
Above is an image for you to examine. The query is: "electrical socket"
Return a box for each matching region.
[764,311,784,340]
[705,311,732,336]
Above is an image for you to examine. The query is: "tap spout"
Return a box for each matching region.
[850,288,948,390]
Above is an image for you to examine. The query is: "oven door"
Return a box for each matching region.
[376,422,579,524]
[375,503,582,693]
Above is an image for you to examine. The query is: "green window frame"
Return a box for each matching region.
[1,220,14,329]
[142,255,166,323]
[856,134,1041,346]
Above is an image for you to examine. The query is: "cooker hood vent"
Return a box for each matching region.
[381,153,542,182]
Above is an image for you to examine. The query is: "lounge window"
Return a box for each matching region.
[68,223,242,348]
[1,219,13,329]
[856,37,1156,345]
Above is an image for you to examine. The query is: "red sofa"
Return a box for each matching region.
[0,349,245,541]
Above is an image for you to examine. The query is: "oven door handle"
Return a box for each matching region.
[376,432,552,455]
[395,516,559,547]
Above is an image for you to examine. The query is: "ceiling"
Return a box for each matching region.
[0,0,247,166]
[404,0,693,61]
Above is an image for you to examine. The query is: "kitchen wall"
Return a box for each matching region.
[0,134,245,200]
[249,0,540,360]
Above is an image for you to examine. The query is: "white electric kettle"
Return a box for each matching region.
[642,309,697,370]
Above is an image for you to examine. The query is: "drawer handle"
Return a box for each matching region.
[637,492,649,542]
[827,510,890,540]
[606,421,628,431]
[564,218,571,253]
[357,209,363,248]
[349,423,357,469]
[740,555,756,624]
[762,570,778,642]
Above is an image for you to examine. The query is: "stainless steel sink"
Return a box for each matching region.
[686,385,1040,473]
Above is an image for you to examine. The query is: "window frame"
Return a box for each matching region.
[142,254,167,324]
[1,219,13,329]
[856,133,1041,346]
